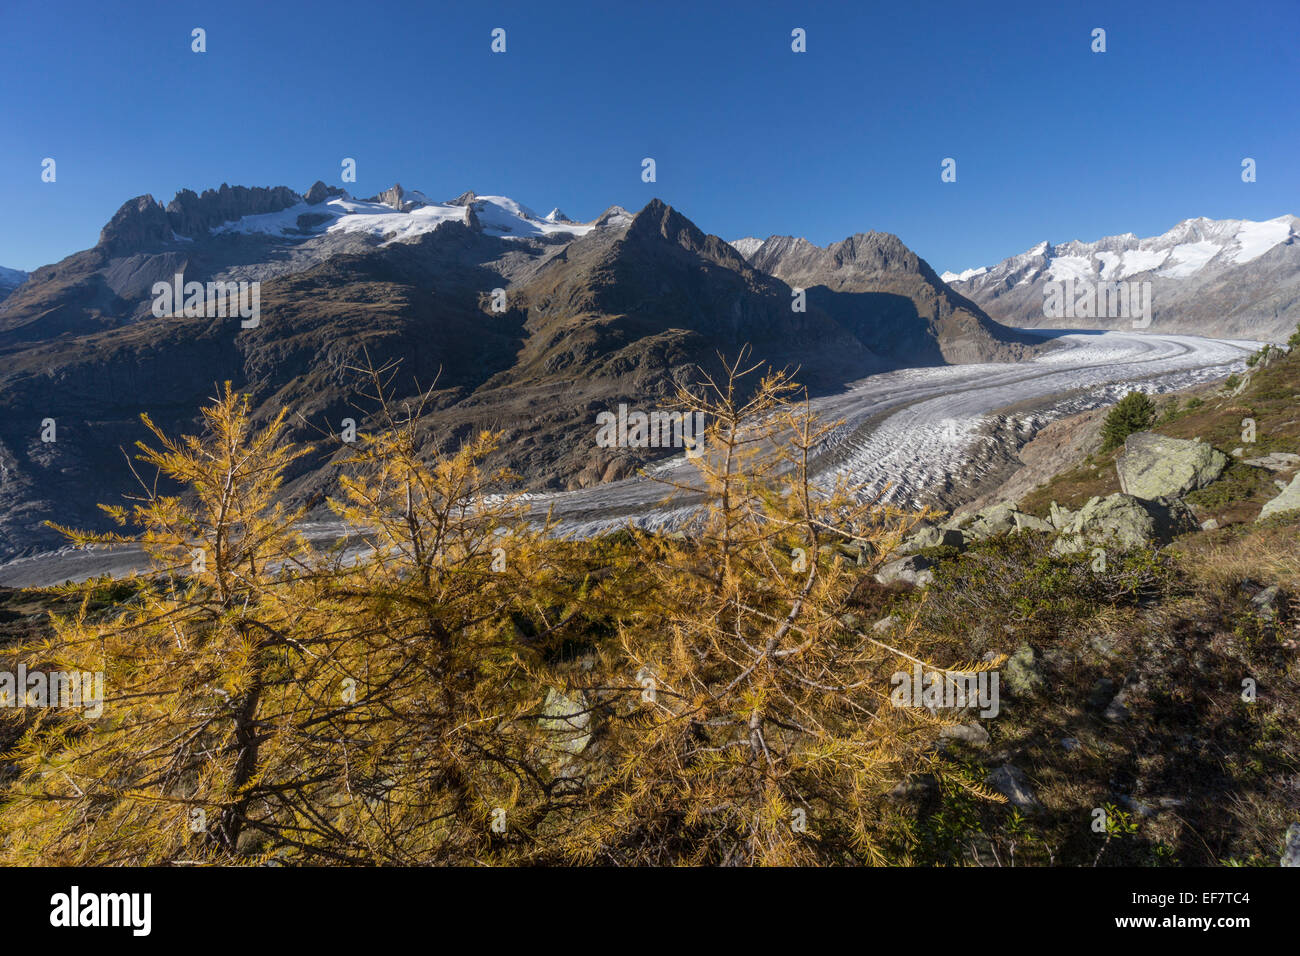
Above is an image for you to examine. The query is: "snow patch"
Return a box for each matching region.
[940,266,987,283]
[729,237,765,259]
[1158,240,1221,278]
[1231,216,1294,264]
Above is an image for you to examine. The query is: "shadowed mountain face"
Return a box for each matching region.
[0,266,26,304]
[737,232,1042,365]
[0,187,1037,560]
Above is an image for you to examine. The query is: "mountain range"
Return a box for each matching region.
[940,215,1299,340]
[0,182,1036,560]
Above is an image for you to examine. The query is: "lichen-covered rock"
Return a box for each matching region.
[872,614,899,633]
[960,502,1019,543]
[1048,500,1075,530]
[941,502,1050,545]
[1259,472,1300,521]
[874,554,934,588]
[1052,493,1197,555]
[1242,452,1300,472]
[1116,431,1228,500]
[539,688,593,755]
[897,521,965,554]
[1013,512,1054,533]
[1004,645,1045,696]
[1282,823,1300,867]
[986,764,1040,810]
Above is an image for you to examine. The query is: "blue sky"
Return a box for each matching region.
[2,0,1296,274]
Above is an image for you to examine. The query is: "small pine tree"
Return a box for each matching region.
[1101,391,1157,452]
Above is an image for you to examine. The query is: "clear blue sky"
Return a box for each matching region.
[2,0,1296,274]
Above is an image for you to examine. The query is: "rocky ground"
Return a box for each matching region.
[845,339,1300,865]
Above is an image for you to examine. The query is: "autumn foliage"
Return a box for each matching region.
[0,360,995,865]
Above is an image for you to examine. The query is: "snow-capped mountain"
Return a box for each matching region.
[0,183,1040,561]
[942,215,1300,341]
[212,187,594,244]
[0,265,27,303]
[728,237,765,259]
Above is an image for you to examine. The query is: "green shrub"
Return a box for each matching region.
[1101,391,1157,451]
[910,533,1179,644]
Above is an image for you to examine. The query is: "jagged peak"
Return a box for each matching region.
[164,184,302,239]
[96,194,169,252]
[626,198,695,238]
[369,183,428,211]
[728,237,766,259]
[304,180,347,205]
[593,205,633,228]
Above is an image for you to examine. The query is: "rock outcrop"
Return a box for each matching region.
[164,184,302,238]
[874,555,935,588]
[369,183,428,212]
[1116,432,1228,500]
[1051,493,1198,555]
[304,180,347,205]
[986,764,1041,810]
[1259,472,1300,521]
[96,195,173,254]
[896,521,964,554]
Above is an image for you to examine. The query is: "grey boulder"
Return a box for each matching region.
[1282,823,1300,867]
[1003,645,1045,696]
[1242,452,1300,472]
[986,764,1041,810]
[539,688,593,755]
[874,555,935,588]
[897,521,965,554]
[1116,432,1228,500]
[1259,473,1300,521]
[1052,493,1198,555]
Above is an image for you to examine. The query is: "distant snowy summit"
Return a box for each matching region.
[210,183,597,245]
[89,181,604,260]
[729,237,765,259]
[941,215,1297,286]
[941,215,1300,341]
